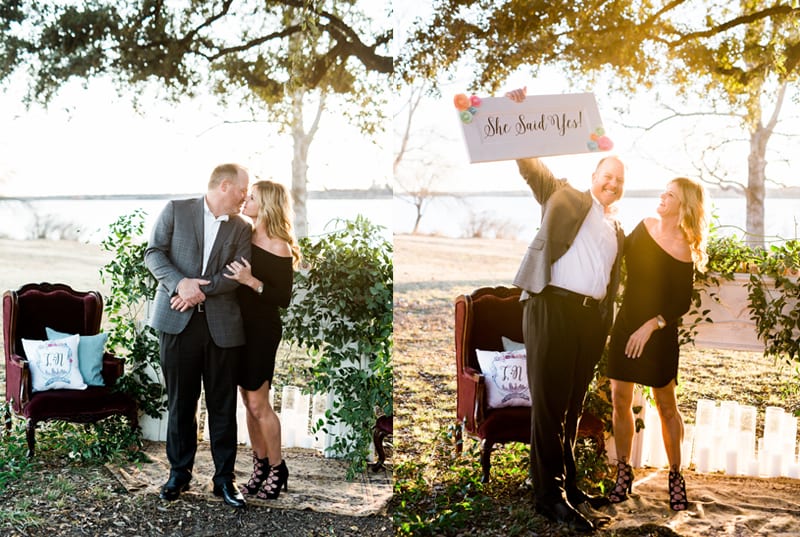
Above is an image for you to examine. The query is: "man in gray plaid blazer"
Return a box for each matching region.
[145,163,252,508]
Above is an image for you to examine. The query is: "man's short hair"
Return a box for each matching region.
[208,163,245,189]
[594,155,625,173]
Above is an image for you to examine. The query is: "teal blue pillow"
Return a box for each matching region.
[45,327,108,386]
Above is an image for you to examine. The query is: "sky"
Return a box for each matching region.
[2,3,798,200]
[392,3,800,197]
[0,62,390,198]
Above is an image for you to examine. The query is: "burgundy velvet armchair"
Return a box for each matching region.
[454,286,605,483]
[3,282,138,457]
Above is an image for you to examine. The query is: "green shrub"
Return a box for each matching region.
[283,216,393,479]
[99,209,166,418]
[693,233,800,361]
[745,240,800,362]
[0,406,142,495]
[0,403,34,492]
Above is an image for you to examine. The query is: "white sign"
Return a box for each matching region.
[455,92,613,163]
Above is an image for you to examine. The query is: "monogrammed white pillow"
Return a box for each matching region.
[22,334,87,392]
[475,349,530,408]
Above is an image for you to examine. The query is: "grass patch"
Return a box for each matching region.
[0,498,44,528]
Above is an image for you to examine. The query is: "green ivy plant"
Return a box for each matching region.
[283,216,393,479]
[0,402,34,492]
[691,233,800,362]
[679,231,754,347]
[99,209,166,418]
[746,240,800,362]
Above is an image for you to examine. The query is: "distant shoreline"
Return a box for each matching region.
[5,186,799,201]
[0,187,392,202]
[399,188,800,199]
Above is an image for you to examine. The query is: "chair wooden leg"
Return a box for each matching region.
[372,426,387,472]
[480,439,493,483]
[25,418,36,458]
[454,421,463,455]
[4,408,11,435]
[127,408,139,431]
[370,416,393,472]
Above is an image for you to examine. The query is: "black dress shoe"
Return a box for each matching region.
[159,475,190,501]
[574,501,612,528]
[536,499,594,532]
[569,490,611,509]
[213,480,246,508]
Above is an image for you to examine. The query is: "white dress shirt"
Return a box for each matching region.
[549,195,618,300]
[202,198,229,274]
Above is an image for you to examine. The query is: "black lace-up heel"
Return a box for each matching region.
[668,470,688,511]
[240,453,269,495]
[257,460,288,500]
[608,460,634,503]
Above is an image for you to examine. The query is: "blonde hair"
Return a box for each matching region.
[252,180,301,268]
[670,177,710,272]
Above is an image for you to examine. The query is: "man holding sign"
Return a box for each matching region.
[506,87,625,532]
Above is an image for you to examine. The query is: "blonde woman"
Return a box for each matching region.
[224,180,301,500]
[605,177,709,511]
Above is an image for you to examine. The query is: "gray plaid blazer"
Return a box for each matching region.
[512,158,625,334]
[144,197,252,348]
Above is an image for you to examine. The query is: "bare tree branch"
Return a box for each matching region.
[393,80,427,175]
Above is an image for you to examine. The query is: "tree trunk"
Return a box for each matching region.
[743,83,786,249]
[291,90,310,238]
[412,205,422,234]
[746,125,768,248]
[288,85,325,239]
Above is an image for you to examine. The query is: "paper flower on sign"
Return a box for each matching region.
[455,93,482,123]
[587,126,613,151]
[453,93,470,111]
[597,135,613,151]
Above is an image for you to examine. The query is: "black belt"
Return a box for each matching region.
[542,286,600,308]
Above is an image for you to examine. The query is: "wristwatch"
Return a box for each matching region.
[656,315,666,330]
[255,284,264,295]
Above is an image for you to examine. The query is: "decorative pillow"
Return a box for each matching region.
[501,336,525,352]
[475,349,531,408]
[21,334,87,392]
[46,327,107,386]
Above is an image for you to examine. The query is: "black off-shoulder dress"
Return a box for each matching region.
[607,221,694,388]
[237,245,294,390]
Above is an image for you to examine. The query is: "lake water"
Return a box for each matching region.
[394,194,800,243]
[2,194,797,246]
[0,196,393,243]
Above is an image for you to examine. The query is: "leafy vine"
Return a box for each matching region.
[99,210,166,418]
[283,216,393,479]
